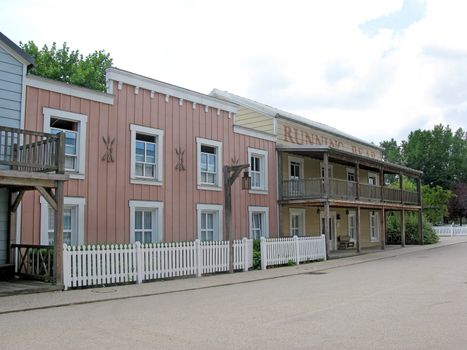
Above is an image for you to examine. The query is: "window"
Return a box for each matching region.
[248,148,268,192]
[43,107,87,179]
[248,206,269,239]
[197,204,222,240]
[130,124,164,185]
[40,197,85,246]
[368,172,378,186]
[370,211,379,241]
[129,200,164,243]
[347,168,356,182]
[348,211,356,241]
[289,208,305,236]
[320,163,333,178]
[197,138,222,190]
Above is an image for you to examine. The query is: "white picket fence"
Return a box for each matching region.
[63,238,253,290]
[260,235,326,270]
[433,225,467,237]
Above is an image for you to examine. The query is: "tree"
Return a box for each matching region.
[449,182,467,225]
[20,41,112,92]
[380,138,403,164]
[422,185,453,224]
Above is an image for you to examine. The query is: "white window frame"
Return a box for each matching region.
[130,124,164,186]
[289,208,306,237]
[348,210,356,242]
[368,172,379,186]
[129,200,164,243]
[248,147,268,194]
[197,203,223,240]
[43,107,87,179]
[196,138,222,191]
[40,196,85,246]
[248,206,270,239]
[288,156,304,179]
[370,211,379,242]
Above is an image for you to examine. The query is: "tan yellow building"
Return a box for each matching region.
[211,89,423,257]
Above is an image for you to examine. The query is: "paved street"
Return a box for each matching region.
[1,241,467,349]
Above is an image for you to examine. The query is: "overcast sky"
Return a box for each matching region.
[2,0,465,144]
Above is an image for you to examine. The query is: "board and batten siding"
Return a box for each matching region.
[0,45,25,263]
[234,107,274,134]
[20,82,277,245]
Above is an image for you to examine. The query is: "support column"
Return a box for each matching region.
[323,152,329,198]
[416,176,423,245]
[399,173,403,204]
[324,201,330,259]
[54,182,64,287]
[8,191,24,265]
[400,209,405,247]
[356,206,361,253]
[381,207,386,250]
[355,162,360,200]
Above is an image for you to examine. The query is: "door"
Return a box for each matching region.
[320,212,337,250]
[288,158,303,196]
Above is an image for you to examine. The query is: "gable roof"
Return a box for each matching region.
[0,32,35,68]
[210,88,381,150]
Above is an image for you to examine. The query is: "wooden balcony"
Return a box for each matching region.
[281,177,420,205]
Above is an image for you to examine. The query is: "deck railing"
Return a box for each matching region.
[0,126,63,173]
[281,177,420,205]
[11,244,54,282]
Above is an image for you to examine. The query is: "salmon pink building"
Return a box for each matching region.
[19,68,278,247]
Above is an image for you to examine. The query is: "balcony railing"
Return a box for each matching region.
[0,126,63,173]
[281,177,420,205]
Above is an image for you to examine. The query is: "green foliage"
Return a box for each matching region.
[380,138,403,164]
[287,259,297,266]
[386,213,439,245]
[422,185,453,224]
[449,182,467,224]
[20,41,113,92]
[252,239,261,270]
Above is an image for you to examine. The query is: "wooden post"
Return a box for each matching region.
[7,190,24,265]
[379,168,384,202]
[323,152,329,198]
[399,173,403,204]
[401,209,405,247]
[324,201,330,258]
[355,162,360,200]
[356,206,361,253]
[416,177,423,245]
[381,207,386,250]
[54,181,64,287]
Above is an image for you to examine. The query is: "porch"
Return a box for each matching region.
[0,126,67,286]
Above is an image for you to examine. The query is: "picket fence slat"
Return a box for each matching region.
[433,225,467,236]
[63,238,253,290]
[260,235,326,270]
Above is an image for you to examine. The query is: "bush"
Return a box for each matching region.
[387,213,439,245]
[252,239,261,269]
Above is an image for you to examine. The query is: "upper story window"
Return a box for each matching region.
[43,107,87,179]
[130,124,164,185]
[248,148,268,193]
[368,172,378,186]
[347,168,356,182]
[197,138,222,190]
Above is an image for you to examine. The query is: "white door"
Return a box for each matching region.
[320,212,337,250]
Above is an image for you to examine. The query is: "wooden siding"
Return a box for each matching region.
[0,46,23,128]
[234,107,274,134]
[21,83,278,245]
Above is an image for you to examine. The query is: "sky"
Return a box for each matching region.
[1,0,466,144]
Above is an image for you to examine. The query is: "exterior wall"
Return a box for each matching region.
[0,189,8,263]
[234,107,274,134]
[20,82,277,245]
[0,45,23,128]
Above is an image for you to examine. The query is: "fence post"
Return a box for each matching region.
[242,237,248,272]
[451,222,454,237]
[62,243,70,290]
[135,242,143,284]
[321,234,327,261]
[294,235,300,265]
[260,237,266,270]
[195,239,202,277]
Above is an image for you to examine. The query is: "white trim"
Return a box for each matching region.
[40,196,86,246]
[289,208,306,236]
[106,68,237,113]
[370,211,380,242]
[129,200,164,243]
[320,211,337,250]
[233,125,276,142]
[273,117,278,135]
[248,147,268,193]
[26,75,114,105]
[43,107,87,177]
[288,155,304,179]
[196,203,223,241]
[347,210,356,242]
[196,137,223,190]
[248,206,270,239]
[0,40,32,66]
[130,124,164,184]
[20,65,27,129]
[368,172,379,186]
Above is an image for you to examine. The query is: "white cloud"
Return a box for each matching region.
[1,0,465,143]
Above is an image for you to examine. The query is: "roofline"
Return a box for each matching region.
[0,32,35,68]
[276,144,422,176]
[26,74,114,105]
[107,68,238,113]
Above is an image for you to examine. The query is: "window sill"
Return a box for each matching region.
[197,184,222,192]
[131,178,163,186]
[68,173,85,180]
[249,189,268,195]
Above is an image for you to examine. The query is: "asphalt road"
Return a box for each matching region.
[1,242,467,350]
